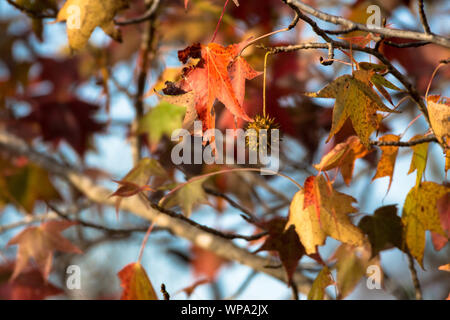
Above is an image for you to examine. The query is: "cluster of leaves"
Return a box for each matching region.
[0,0,449,300]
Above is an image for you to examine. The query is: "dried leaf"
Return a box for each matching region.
[56,0,129,50]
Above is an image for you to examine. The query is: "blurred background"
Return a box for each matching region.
[0,0,449,299]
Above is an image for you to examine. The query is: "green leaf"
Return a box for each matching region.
[139,102,186,150]
[162,178,210,216]
[308,266,333,300]
[407,135,429,187]
[0,161,60,213]
[370,74,402,91]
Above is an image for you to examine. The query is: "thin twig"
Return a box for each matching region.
[383,40,431,48]
[406,252,423,300]
[161,284,170,300]
[115,0,160,26]
[49,204,159,235]
[149,201,268,241]
[203,187,257,222]
[131,0,159,164]
[417,0,431,34]
[0,213,57,234]
[282,0,450,47]
[370,136,437,147]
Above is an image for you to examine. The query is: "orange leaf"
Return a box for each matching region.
[118,262,158,300]
[172,42,259,134]
[7,220,82,281]
[314,136,369,185]
[372,134,400,191]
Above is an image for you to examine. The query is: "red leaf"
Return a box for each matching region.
[19,95,105,156]
[256,218,305,282]
[172,42,258,133]
[432,193,450,251]
[191,245,228,280]
[0,263,63,300]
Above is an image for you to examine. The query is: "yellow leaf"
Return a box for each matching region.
[306,74,397,147]
[332,244,381,299]
[118,262,158,300]
[56,0,129,50]
[402,182,449,267]
[372,134,400,191]
[407,135,429,187]
[427,95,450,149]
[287,175,365,254]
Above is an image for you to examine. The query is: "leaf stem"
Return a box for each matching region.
[137,221,156,263]
[263,51,271,117]
[211,0,230,43]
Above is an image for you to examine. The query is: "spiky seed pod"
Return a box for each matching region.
[246,114,280,152]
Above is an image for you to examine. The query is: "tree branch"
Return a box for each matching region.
[259,40,430,121]
[417,0,431,34]
[407,252,423,300]
[282,0,450,48]
[131,0,159,164]
[370,136,437,147]
[114,0,160,26]
[0,131,314,294]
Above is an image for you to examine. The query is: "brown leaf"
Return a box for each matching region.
[255,218,306,282]
[7,220,82,280]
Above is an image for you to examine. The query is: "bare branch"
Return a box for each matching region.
[370,136,437,147]
[417,0,431,34]
[407,252,423,300]
[114,0,160,26]
[282,0,450,48]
